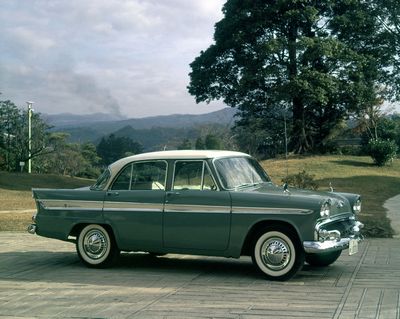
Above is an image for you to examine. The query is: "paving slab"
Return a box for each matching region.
[0,232,399,319]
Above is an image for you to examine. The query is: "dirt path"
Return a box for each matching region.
[384,194,400,238]
[0,209,36,214]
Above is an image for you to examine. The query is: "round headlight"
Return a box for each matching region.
[353,198,362,214]
[320,202,331,218]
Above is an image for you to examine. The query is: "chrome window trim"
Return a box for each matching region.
[109,160,168,191]
[91,168,111,191]
[172,160,219,191]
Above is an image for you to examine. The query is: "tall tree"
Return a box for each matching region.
[97,134,143,165]
[177,138,192,150]
[188,0,399,153]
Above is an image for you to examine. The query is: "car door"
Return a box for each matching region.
[103,160,167,251]
[163,160,231,251]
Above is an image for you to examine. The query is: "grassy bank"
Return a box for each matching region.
[1,156,399,236]
[262,155,400,237]
[0,172,93,231]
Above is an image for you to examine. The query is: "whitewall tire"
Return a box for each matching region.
[76,224,118,268]
[252,227,304,280]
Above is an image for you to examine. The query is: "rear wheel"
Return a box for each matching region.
[305,250,342,267]
[252,226,304,281]
[76,224,119,268]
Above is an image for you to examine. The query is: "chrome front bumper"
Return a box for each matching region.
[303,219,364,253]
[303,235,363,253]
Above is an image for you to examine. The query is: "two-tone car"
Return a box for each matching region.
[28,150,363,280]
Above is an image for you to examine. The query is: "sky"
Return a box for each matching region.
[0,0,226,118]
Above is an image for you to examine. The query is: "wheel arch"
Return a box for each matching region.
[241,220,302,256]
[69,223,117,246]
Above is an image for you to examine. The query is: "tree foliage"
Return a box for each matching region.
[367,138,397,166]
[97,134,143,165]
[0,97,103,177]
[188,0,399,154]
[0,100,50,171]
[177,138,192,150]
[36,132,101,178]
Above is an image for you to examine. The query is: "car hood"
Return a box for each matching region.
[240,183,353,216]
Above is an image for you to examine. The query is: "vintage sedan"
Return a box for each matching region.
[28,150,363,280]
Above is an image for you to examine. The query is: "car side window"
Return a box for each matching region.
[111,164,132,190]
[111,161,166,191]
[173,161,217,191]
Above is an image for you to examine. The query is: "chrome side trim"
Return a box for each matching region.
[38,199,103,210]
[103,201,163,212]
[232,206,313,215]
[164,204,230,214]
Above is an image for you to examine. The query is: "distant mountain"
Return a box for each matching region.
[46,108,237,147]
[42,112,127,127]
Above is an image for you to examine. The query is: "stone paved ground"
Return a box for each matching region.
[0,233,399,319]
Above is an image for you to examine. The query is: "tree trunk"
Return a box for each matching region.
[287,24,311,154]
[292,97,310,153]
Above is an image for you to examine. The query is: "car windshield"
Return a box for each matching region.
[214,157,271,190]
[90,168,111,190]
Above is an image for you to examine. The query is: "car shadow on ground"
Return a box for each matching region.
[0,250,341,287]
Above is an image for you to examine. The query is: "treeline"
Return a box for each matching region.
[0,99,233,177]
[0,100,142,177]
[2,96,399,178]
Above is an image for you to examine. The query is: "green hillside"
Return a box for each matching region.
[262,155,400,237]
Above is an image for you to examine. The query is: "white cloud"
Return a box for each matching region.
[0,0,226,117]
[9,27,56,52]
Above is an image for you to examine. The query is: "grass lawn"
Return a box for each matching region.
[1,155,399,237]
[262,155,400,237]
[0,172,93,231]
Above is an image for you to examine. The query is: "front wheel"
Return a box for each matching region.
[252,227,304,281]
[305,250,342,267]
[76,224,119,268]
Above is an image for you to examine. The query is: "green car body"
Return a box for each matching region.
[29,150,363,280]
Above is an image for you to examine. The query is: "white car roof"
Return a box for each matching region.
[109,150,250,173]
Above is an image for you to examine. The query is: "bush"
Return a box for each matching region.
[282,170,319,190]
[367,138,397,166]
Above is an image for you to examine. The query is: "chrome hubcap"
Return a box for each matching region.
[261,238,291,270]
[83,230,108,260]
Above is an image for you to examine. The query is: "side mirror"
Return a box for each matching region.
[283,183,290,194]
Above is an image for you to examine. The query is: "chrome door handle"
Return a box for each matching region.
[166,191,180,196]
[106,191,119,197]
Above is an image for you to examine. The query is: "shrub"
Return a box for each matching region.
[282,170,319,190]
[367,138,397,166]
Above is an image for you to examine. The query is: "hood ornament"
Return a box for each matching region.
[329,182,334,192]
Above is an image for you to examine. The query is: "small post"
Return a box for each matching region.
[26,101,34,174]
